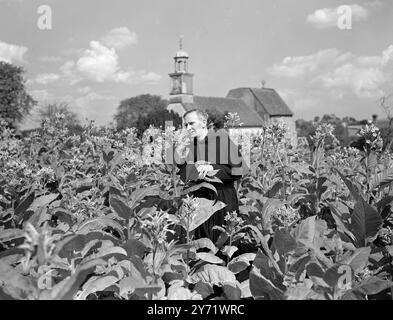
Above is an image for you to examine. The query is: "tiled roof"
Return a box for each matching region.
[250,88,293,116]
[183,95,264,127]
[227,87,293,116]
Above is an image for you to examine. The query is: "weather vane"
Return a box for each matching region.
[179,35,184,50]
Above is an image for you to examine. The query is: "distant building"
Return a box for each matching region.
[167,42,297,146]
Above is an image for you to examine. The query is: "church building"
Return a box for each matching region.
[167,41,297,146]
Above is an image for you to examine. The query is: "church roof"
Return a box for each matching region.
[183,96,265,127]
[227,87,293,117]
[175,50,189,58]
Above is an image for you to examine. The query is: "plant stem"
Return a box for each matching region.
[186,209,190,273]
[172,165,178,198]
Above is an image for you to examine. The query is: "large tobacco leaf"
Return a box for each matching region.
[188,198,226,232]
[351,198,382,246]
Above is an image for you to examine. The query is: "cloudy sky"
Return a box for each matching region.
[1,0,392,127]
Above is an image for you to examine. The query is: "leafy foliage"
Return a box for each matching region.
[1,116,393,300]
[0,61,37,128]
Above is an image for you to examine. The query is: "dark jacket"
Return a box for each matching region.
[177,129,247,243]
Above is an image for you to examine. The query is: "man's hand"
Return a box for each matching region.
[196,162,214,179]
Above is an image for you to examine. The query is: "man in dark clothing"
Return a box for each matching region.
[175,109,247,243]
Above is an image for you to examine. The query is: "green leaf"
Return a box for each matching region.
[265,181,283,198]
[55,234,86,258]
[375,195,393,214]
[102,149,115,163]
[222,246,238,259]
[118,275,146,298]
[252,249,284,288]
[81,245,127,264]
[77,217,125,241]
[130,186,160,209]
[328,203,356,242]
[227,253,256,274]
[195,252,224,264]
[249,266,285,300]
[0,260,37,299]
[162,272,183,283]
[339,247,371,273]
[260,198,283,230]
[273,228,297,256]
[285,282,313,300]
[191,238,218,254]
[26,206,50,227]
[109,197,133,220]
[306,262,325,278]
[134,280,164,299]
[287,163,313,175]
[341,290,365,300]
[239,279,251,298]
[0,229,24,243]
[51,258,107,300]
[181,182,217,196]
[187,264,236,285]
[204,175,223,184]
[370,167,393,191]
[189,198,226,232]
[333,168,363,202]
[167,285,191,300]
[291,216,317,251]
[222,282,241,300]
[351,198,382,246]
[366,152,377,173]
[184,164,200,182]
[121,238,147,258]
[78,275,119,300]
[29,193,59,211]
[193,282,214,299]
[353,276,392,296]
[14,191,35,216]
[322,264,342,288]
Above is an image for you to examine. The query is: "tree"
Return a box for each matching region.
[296,119,316,144]
[380,94,393,151]
[113,94,168,130]
[38,102,79,123]
[0,61,36,128]
[205,109,226,130]
[135,108,182,137]
[38,102,83,135]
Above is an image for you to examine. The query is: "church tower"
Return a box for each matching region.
[168,37,194,113]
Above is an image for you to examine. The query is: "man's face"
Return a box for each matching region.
[183,112,206,138]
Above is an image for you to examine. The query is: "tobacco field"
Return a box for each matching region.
[1,114,393,300]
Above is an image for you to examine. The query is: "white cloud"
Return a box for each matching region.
[35,73,60,85]
[317,63,386,98]
[101,27,138,50]
[39,56,63,63]
[306,4,370,29]
[132,70,161,84]
[59,60,82,85]
[0,40,28,63]
[268,45,393,99]
[74,91,116,122]
[267,48,342,78]
[60,60,75,76]
[77,86,91,94]
[59,40,161,85]
[76,41,130,83]
[30,89,55,101]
